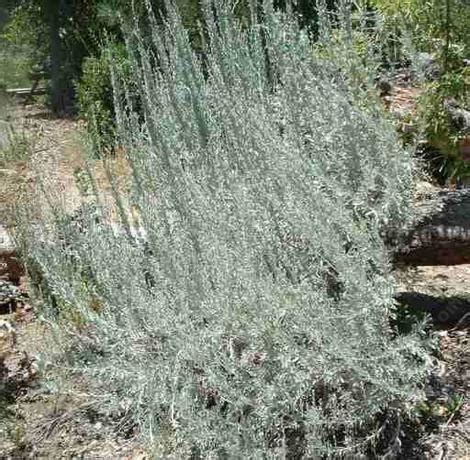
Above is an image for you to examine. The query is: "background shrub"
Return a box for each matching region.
[416,66,470,183]
[77,42,133,155]
[368,0,470,184]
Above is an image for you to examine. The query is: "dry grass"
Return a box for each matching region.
[0,103,133,230]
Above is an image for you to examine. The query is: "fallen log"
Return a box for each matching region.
[5,87,46,97]
[396,189,470,266]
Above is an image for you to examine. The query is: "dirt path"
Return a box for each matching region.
[0,104,83,226]
[0,103,131,228]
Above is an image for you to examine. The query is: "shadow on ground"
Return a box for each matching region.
[396,291,470,328]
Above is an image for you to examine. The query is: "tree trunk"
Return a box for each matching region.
[47,0,63,114]
[396,189,470,266]
[45,0,76,115]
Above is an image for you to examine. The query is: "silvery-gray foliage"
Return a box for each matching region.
[21,1,429,456]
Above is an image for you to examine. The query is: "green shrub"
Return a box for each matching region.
[367,0,470,183]
[77,43,132,155]
[21,2,429,457]
[416,63,470,183]
[368,0,470,58]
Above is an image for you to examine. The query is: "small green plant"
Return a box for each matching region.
[77,50,115,154]
[0,4,39,90]
[415,393,464,425]
[7,422,28,452]
[0,124,33,164]
[446,394,465,421]
[368,0,470,60]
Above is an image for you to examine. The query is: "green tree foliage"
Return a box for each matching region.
[0,1,36,89]
[4,0,339,114]
[4,0,94,112]
[3,0,164,113]
[368,0,469,62]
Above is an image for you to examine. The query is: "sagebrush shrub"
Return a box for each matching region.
[20,1,429,457]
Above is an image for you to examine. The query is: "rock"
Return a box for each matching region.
[375,77,392,97]
[0,279,27,314]
[395,292,470,327]
[0,280,20,303]
[415,52,441,81]
[0,224,23,283]
[0,319,16,361]
[444,98,470,134]
[0,224,13,251]
[396,189,470,265]
[454,109,470,132]
[391,106,411,121]
[415,181,438,200]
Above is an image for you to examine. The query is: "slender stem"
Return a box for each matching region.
[444,0,451,72]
